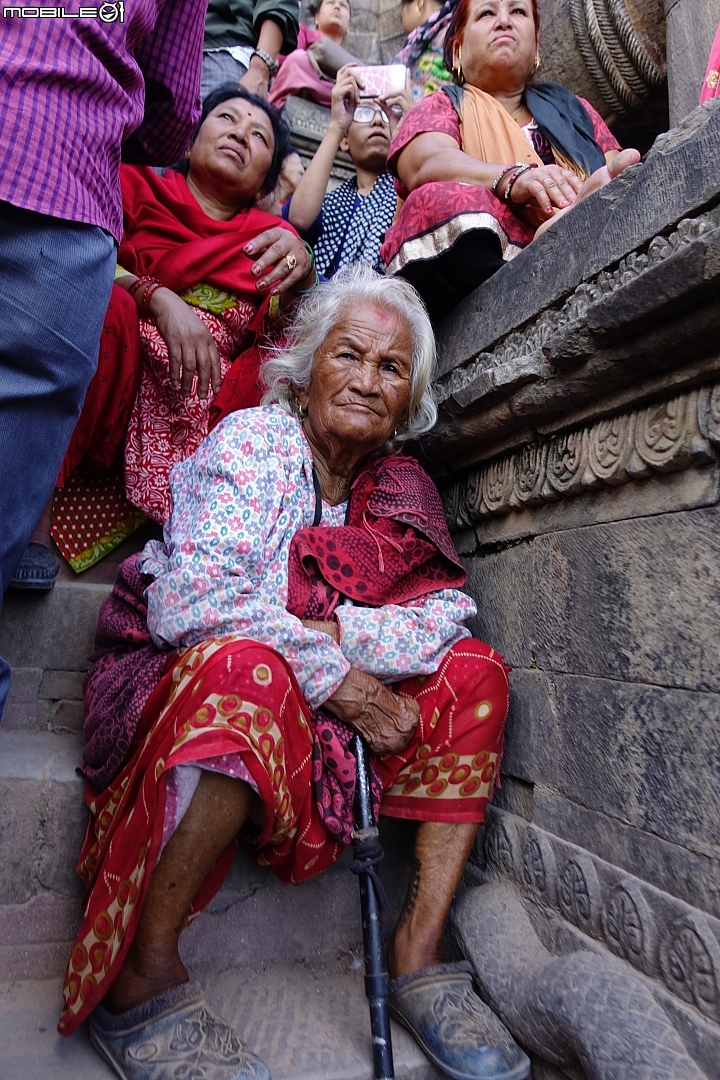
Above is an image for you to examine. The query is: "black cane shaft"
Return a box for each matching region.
[353,735,395,1080]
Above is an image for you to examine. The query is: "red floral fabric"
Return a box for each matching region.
[287,453,466,618]
[124,300,260,523]
[59,634,509,1036]
[56,285,141,487]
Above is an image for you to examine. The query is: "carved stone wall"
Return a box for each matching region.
[424,101,720,1079]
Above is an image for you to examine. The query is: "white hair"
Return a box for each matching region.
[261,264,437,441]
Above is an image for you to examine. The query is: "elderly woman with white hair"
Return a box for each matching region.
[59,265,529,1080]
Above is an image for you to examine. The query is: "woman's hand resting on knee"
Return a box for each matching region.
[325,668,420,755]
[148,288,223,399]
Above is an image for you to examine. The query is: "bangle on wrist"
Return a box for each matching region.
[504,162,538,205]
[250,47,278,77]
[492,164,518,195]
[289,241,318,295]
[128,274,162,316]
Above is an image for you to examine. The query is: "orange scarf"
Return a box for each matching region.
[459,85,585,178]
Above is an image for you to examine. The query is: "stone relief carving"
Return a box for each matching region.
[602,879,658,976]
[660,914,720,1023]
[481,807,720,1039]
[434,209,720,407]
[522,826,559,908]
[443,384,717,529]
[559,854,602,938]
[569,0,666,114]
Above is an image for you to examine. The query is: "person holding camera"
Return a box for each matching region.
[284,65,412,276]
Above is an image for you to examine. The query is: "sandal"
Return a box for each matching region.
[8,542,59,590]
[89,982,271,1080]
[389,961,531,1080]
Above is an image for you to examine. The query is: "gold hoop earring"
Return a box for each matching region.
[453,45,464,84]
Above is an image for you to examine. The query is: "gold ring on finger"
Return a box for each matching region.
[284,253,297,273]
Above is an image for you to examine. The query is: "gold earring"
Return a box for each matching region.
[534,54,541,72]
[453,45,464,84]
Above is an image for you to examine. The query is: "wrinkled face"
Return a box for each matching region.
[456,0,537,88]
[315,0,351,40]
[189,99,275,202]
[298,302,414,452]
[344,108,390,171]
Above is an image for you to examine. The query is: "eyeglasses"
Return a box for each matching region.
[352,106,390,125]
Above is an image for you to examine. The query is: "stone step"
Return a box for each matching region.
[0,961,445,1079]
[0,728,414,981]
[0,524,160,730]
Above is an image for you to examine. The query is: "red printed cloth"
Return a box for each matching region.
[287,453,466,618]
[52,286,145,572]
[701,23,720,103]
[59,634,509,1036]
[116,165,295,523]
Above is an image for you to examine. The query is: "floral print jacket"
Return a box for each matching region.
[140,406,476,709]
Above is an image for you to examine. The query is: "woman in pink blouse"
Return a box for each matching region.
[269,0,355,110]
[60,265,530,1080]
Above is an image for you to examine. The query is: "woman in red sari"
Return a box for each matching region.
[12,86,316,588]
[60,266,530,1080]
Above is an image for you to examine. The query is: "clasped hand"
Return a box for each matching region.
[503,163,583,229]
[325,667,420,756]
[147,228,313,398]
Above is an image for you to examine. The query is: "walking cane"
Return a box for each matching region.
[351,732,395,1080]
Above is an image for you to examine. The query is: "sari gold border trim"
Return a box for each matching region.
[385,212,524,276]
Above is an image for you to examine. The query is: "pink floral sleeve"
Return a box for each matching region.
[578,97,622,155]
[336,591,475,683]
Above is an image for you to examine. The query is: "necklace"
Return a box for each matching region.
[511,100,525,123]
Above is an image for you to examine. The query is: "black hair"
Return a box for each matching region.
[307,0,350,17]
[174,83,292,196]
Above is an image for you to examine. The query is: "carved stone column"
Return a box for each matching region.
[659,0,720,123]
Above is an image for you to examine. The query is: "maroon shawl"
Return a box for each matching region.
[287,453,466,620]
[287,453,467,842]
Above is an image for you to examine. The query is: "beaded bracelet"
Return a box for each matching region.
[492,164,520,194]
[250,47,279,77]
[128,274,163,316]
[504,162,538,205]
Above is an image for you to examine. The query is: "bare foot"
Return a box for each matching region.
[103,947,189,1014]
[534,148,642,238]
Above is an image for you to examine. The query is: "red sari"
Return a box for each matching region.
[56,166,297,534]
[59,635,509,1036]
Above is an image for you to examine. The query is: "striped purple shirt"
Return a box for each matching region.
[0,1,205,241]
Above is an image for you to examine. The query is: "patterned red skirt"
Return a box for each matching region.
[381,181,534,276]
[59,635,509,1036]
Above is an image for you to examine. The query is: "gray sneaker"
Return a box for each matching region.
[389,961,530,1080]
[89,982,271,1080]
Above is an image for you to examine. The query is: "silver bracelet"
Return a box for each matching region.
[249,47,278,77]
[492,164,521,194]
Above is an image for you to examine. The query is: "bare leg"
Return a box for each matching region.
[104,771,255,1014]
[534,147,642,239]
[388,820,479,979]
[29,492,55,548]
